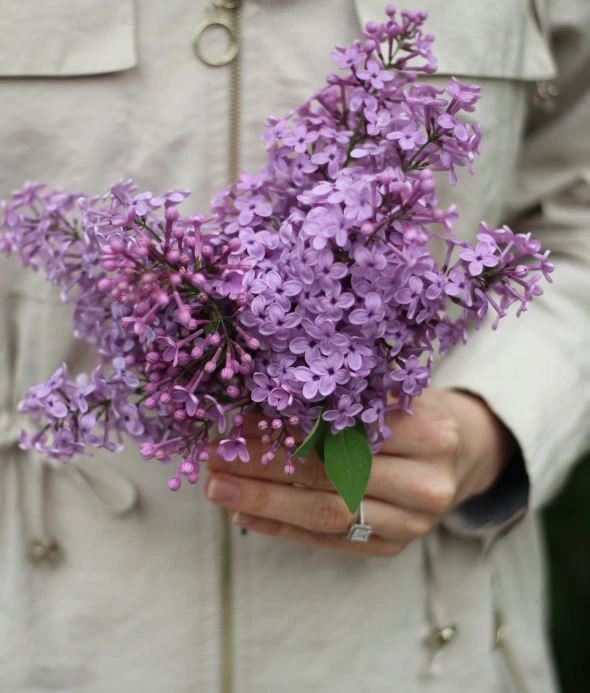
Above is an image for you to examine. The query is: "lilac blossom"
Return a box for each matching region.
[1,8,550,491]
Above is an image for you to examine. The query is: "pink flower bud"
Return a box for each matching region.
[232,414,244,426]
[166,249,181,264]
[181,460,195,475]
[227,238,241,253]
[165,206,180,223]
[178,308,192,326]
[144,396,158,409]
[140,442,157,459]
[174,409,187,421]
[168,476,181,491]
[271,419,283,430]
[227,385,241,399]
[188,472,199,484]
[258,420,269,431]
[284,436,296,449]
[221,367,234,381]
[261,433,272,445]
[240,363,254,376]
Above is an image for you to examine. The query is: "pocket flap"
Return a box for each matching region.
[0,0,137,77]
[354,0,557,81]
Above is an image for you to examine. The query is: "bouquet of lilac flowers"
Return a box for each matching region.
[0,7,552,512]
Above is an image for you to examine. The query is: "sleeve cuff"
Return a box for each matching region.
[444,444,530,539]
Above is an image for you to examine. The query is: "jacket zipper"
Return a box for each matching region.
[193,3,242,692]
[494,610,531,693]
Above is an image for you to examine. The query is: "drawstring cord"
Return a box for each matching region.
[1,421,138,564]
[421,532,459,678]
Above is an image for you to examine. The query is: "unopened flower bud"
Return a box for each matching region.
[181,460,195,475]
[168,476,181,491]
[227,238,241,254]
[165,206,180,223]
[140,442,157,459]
[227,385,241,399]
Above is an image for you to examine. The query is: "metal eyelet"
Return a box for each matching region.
[424,624,458,650]
[192,18,239,67]
[531,81,559,112]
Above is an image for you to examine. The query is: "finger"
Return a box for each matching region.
[380,396,461,460]
[204,473,434,541]
[208,443,456,515]
[230,512,406,559]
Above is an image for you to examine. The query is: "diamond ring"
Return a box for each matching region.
[346,501,372,542]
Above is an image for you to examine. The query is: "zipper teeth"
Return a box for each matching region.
[221,3,242,693]
[219,507,233,693]
[227,2,242,183]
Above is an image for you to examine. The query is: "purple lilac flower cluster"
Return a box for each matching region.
[1,6,552,491]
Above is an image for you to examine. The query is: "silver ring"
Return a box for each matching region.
[346,501,372,542]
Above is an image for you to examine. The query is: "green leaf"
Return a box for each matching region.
[293,408,328,459]
[324,427,372,514]
[314,438,325,462]
[353,418,368,438]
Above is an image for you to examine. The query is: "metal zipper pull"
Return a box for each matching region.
[192,1,241,68]
[193,3,243,692]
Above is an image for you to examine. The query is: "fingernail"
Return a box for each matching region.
[232,511,255,526]
[207,477,240,503]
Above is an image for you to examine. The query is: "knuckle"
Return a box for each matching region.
[405,514,434,538]
[422,476,457,513]
[431,417,461,457]
[308,498,348,533]
[308,461,334,490]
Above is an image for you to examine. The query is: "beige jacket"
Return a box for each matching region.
[1,1,589,692]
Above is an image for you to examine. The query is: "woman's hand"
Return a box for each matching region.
[204,389,516,557]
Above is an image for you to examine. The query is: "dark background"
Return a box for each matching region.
[544,454,590,693]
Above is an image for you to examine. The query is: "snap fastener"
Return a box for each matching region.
[424,624,458,650]
[27,537,62,565]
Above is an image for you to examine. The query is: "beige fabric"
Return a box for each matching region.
[0,0,588,691]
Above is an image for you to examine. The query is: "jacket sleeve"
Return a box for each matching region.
[433,0,590,520]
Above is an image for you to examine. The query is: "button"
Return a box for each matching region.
[27,537,62,565]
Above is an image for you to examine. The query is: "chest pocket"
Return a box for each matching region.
[0,0,137,77]
[354,0,556,82]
